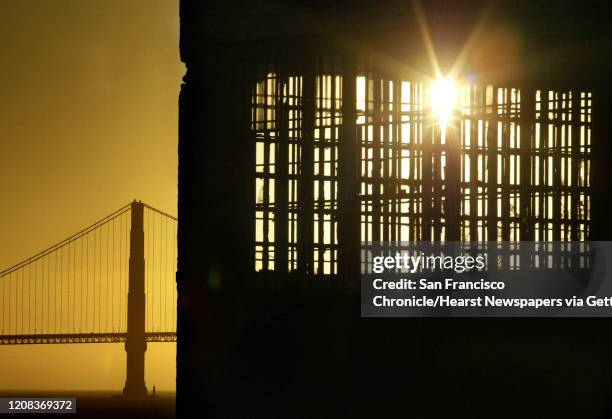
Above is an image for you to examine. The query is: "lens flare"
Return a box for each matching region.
[430,78,457,126]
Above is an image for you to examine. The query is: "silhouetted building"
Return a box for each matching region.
[178,1,612,417]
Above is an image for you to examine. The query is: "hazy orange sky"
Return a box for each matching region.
[0,0,184,391]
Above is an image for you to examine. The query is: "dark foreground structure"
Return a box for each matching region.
[177,1,612,417]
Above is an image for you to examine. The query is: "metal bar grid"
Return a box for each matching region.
[358,74,426,244]
[251,66,593,276]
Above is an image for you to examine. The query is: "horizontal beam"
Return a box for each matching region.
[0,332,176,345]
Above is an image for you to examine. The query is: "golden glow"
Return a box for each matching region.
[412,0,442,79]
[0,0,182,392]
[430,78,457,126]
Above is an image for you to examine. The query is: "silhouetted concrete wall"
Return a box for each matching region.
[178,1,612,417]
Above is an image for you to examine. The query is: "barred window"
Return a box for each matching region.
[252,66,592,275]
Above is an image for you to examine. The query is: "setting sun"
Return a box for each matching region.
[430,78,457,126]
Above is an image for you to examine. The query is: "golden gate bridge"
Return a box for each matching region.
[0,201,177,397]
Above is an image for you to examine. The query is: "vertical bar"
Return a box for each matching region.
[414,83,424,241]
[553,91,562,242]
[316,73,324,273]
[391,80,401,242]
[275,69,289,274]
[520,86,534,241]
[501,89,510,242]
[371,71,382,242]
[422,114,433,242]
[570,90,579,240]
[469,86,478,242]
[338,55,359,280]
[445,113,461,242]
[381,78,390,242]
[298,61,315,275]
[487,86,498,242]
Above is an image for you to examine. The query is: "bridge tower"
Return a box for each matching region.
[123,200,148,398]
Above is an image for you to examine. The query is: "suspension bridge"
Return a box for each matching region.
[0,201,178,397]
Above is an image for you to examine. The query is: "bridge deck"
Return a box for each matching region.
[0,332,176,345]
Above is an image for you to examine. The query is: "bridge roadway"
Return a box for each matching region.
[0,332,176,345]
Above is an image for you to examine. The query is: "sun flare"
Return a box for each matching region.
[430,78,457,126]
